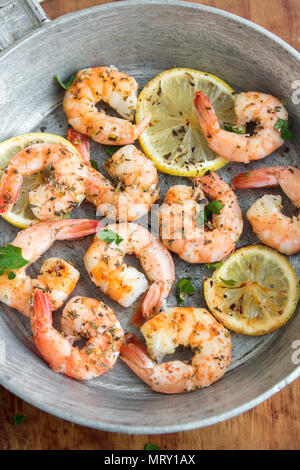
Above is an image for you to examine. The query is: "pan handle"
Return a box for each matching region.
[0,0,50,53]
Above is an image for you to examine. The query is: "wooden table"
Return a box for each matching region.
[1,0,299,450]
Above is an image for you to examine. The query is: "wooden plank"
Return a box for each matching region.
[1,0,299,450]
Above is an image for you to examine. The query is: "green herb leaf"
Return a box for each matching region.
[196,200,224,226]
[13,414,26,426]
[205,262,224,270]
[99,229,123,245]
[176,278,195,306]
[274,118,292,141]
[8,271,16,280]
[206,200,224,215]
[145,443,161,450]
[0,245,29,275]
[223,124,246,134]
[55,74,77,90]
[90,160,99,171]
[104,145,122,157]
[220,277,236,286]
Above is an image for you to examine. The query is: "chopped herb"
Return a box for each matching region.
[223,124,246,134]
[90,160,99,171]
[274,118,292,141]
[197,200,224,226]
[13,414,26,426]
[206,200,224,215]
[220,278,236,286]
[176,278,195,306]
[104,145,122,157]
[55,74,77,90]
[205,262,224,270]
[8,271,16,280]
[0,245,29,276]
[145,443,161,450]
[99,229,123,245]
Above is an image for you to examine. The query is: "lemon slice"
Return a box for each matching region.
[136,68,236,176]
[0,133,81,228]
[204,245,299,335]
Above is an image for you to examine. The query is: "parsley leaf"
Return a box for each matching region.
[196,200,224,226]
[206,200,224,215]
[145,443,161,450]
[0,245,29,276]
[13,414,26,426]
[223,124,246,134]
[176,278,195,306]
[205,262,224,270]
[220,277,236,286]
[55,74,77,90]
[98,229,123,245]
[104,145,122,157]
[90,160,99,171]
[274,118,292,141]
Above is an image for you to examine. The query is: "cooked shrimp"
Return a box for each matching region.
[0,218,98,316]
[37,258,80,310]
[232,166,300,207]
[194,91,288,163]
[120,307,231,394]
[159,172,242,263]
[0,143,87,220]
[67,129,159,221]
[63,67,151,145]
[232,166,300,254]
[31,291,123,380]
[84,223,175,324]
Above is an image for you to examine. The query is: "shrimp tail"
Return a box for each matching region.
[67,128,91,165]
[132,115,152,140]
[131,282,164,327]
[120,333,156,384]
[232,168,280,190]
[55,219,101,240]
[193,91,220,138]
[0,168,23,214]
[31,289,52,334]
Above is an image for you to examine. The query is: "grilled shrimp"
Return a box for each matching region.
[159,172,242,263]
[0,143,87,220]
[63,67,151,145]
[232,166,300,254]
[0,219,98,316]
[84,223,175,325]
[67,130,159,221]
[121,307,231,394]
[31,291,123,380]
[194,91,288,163]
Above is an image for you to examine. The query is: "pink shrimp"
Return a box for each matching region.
[31,291,123,380]
[232,166,300,254]
[121,307,231,394]
[194,90,288,163]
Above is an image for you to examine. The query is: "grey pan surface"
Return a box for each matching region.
[0,0,300,433]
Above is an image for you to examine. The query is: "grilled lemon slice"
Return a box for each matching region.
[204,245,299,335]
[0,133,81,228]
[136,68,236,176]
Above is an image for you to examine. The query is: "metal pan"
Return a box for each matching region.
[0,0,299,434]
